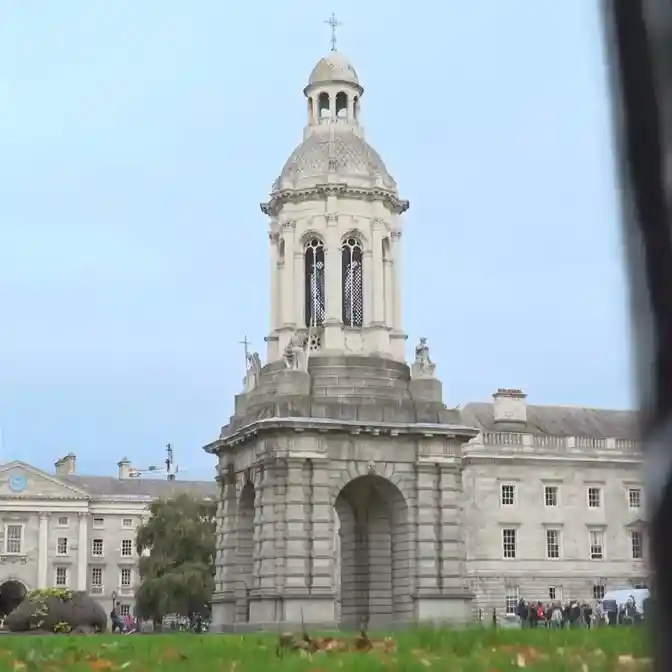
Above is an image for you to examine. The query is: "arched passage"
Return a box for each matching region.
[0,580,26,618]
[334,474,412,630]
[235,481,255,623]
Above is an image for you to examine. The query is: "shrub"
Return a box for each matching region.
[5,588,107,633]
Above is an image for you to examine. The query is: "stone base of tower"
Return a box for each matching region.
[205,354,479,633]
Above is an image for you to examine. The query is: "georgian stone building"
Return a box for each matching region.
[0,453,217,618]
[203,48,647,631]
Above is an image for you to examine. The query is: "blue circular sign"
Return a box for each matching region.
[8,475,27,493]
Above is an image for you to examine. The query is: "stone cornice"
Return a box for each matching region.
[260,183,410,217]
[464,453,642,469]
[205,417,479,453]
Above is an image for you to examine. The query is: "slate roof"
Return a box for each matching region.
[59,475,218,499]
[460,402,639,440]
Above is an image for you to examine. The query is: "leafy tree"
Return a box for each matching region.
[135,493,216,623]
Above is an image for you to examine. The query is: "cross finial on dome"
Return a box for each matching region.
[324,12,342,52]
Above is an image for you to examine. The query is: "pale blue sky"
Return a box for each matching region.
[0,1,631,479]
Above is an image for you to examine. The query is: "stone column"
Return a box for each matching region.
[269,232,279,332]
[390,231,402,330]
[322,212,343,350]
[437,465,467,592]
[371,220,385,324]
[77,512,88,591]
[284,459,309,590]
[37,513,49,588]
[362,250,373,327]
[281,221,296,326]
[383,257,393,326]
[414,464,439,595]
[414,458,472,623]
[307,460,334,595]
[210,473,239,631]
[293,248,304,326]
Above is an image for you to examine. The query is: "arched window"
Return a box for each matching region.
[335,92,348,118]
[318,92,330,118]
[341,237,363,327]
[304,238,325,327]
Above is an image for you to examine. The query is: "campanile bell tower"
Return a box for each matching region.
[261,46,409,363]
[206,35,477,632]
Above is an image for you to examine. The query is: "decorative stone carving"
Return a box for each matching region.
[243,352,262,392]
[367,461,376,475]
[0,555,28,565]
[283,331,308,371]
[411,337,436,379]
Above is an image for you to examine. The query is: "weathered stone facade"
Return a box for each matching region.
[205,357,478,630]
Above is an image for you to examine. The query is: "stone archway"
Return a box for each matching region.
[334,474,412,630]
[235,481,255,623]
[0,580,26,618]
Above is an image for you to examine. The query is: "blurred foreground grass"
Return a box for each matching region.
[0,626,652,671]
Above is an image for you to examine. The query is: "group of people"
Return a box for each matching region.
[110,603,137,634]
[513,595,645,628]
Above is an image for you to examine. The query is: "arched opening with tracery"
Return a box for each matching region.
[304,238,325,328]
[341,237,363,327]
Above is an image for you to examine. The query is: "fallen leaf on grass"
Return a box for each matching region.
[12,663,26,672]
[87,659,115,671]
[160,648,188,663]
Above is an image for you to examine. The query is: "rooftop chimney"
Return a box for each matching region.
[55,453,76,476]
[117,457,134,480]
[492,388,527,424]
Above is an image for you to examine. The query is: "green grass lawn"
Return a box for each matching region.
[0,627,652,671]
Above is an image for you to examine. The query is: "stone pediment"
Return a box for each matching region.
[0,461,90,500]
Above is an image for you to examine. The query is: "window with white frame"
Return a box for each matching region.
[546,529,560,559]
[90,567,103,591]
[592,583,606,600]
[55,567,68,587]
[119,604,131,617]
[121,540,133,557]
[500,484,516,506]
[92,539,104,556]
[548,585,563,602]
[122,518,133,529]
[92,517,105,528]
[631,530,643,560]
[628,488,641,509]
[587,487,602,508]
[120,568,132,587]
[56,516,69,527]
[589,530,604,560]
[505,585,519,615]
[56,537,68,555]
[5,524,23,554]
[544,485,559,507]
[502,528,517,559]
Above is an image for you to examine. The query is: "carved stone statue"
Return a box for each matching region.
[283,331,308,371]
[411,337,436,379]
[243,352,262,392]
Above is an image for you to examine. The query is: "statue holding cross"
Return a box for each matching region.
[239,336,262,392]
[324,12,342,52]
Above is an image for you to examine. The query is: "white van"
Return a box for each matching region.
[601,588,649,615]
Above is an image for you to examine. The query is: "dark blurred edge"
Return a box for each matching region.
[602,0,672,669]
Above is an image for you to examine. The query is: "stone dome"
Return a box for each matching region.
[308,52,360,88]
[274,130,397,191]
